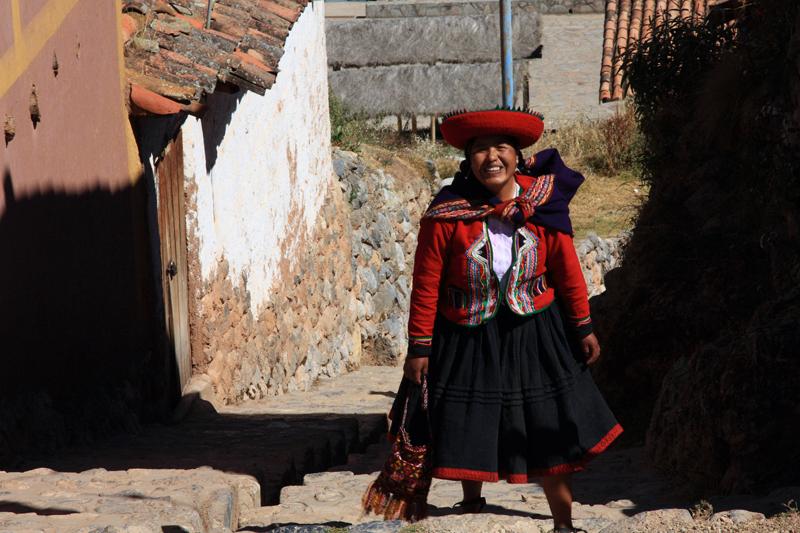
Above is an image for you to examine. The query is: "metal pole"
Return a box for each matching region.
[205,0,215,29]
[500,0,514,108]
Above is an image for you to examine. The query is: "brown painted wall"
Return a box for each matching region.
[0,3,13,55]
[0,0,133,203]
[0,1,166,466]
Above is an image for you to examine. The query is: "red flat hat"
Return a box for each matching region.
[440,108,545,150]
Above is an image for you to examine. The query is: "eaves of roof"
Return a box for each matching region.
[599,0,744,103]
[122,0,309,116]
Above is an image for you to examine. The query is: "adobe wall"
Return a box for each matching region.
[0,0,161,466]
[180,2,362,402]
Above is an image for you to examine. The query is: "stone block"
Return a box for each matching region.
[327,12,541,68]
[330,60,534,116]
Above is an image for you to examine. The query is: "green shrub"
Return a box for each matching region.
[329,93,382,151]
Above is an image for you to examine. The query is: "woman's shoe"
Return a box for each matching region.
[453,496,486,514]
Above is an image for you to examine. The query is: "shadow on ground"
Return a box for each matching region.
[11,400,388,506]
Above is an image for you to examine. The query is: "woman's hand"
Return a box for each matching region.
[403,357,429,385]
[580,333,601,365]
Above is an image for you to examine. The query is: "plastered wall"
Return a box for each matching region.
[183,1,333,315]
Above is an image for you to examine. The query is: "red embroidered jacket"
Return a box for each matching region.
[407,172,592,357]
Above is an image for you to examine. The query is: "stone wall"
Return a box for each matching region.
[331,149,622,366]
[190,180,361,401]
[327,4,618,124]
[329,60,535,116]
[531,14,622,125]
[577,232,627,296]
[364,0,605,17]
[183,2,332,318]
[333,149,433,364]
[188,133,627,403]
[326,2,541,118]
[327,12,542,68]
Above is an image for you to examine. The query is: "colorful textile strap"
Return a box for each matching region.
[424,173,555,225]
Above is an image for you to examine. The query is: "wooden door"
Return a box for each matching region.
[156,130,191,393]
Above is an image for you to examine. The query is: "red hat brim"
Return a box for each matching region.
[440,110,545,150]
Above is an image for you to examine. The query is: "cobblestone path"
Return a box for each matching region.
[0,367,401,532]
[1,365,794,532]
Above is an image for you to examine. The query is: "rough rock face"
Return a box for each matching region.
[191,180,362,402]
[578,232,627,297]
[333,149,433,365]
[591,1,800,493]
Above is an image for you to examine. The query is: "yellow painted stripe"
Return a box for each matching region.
[11,0,23,46]
[0,0,82,97]
[115,1,143,183]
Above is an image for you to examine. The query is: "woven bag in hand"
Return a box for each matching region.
[362,377,432,521]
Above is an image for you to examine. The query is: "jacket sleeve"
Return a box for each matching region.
[407,217,453,357]
[544,228,593,338]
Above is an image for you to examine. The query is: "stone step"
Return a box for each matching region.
[0,467,259,532]
[247,442,796,532]
[0,366,403,532]
[242,466,624,532]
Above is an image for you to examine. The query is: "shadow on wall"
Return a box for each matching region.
[0,168,172,469]
[201,90,244,173]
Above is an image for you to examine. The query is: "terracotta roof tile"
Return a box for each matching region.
[599,0,734,102]
[121,14,140,43]
[123,0,307,113]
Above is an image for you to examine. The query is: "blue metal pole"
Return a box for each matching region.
[500,0,514,108]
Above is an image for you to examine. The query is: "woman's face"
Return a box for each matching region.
[468,135,518,197]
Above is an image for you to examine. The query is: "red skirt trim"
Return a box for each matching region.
[432,423,623,483]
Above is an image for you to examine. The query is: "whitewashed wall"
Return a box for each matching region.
[182,1,332,313]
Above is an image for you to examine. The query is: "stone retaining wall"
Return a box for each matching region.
[334,149,433,364]
[329,61,534,116]
[577,232,628,296]
[327,12,542,68]
[364,0,605,17]
[330,150,624,366]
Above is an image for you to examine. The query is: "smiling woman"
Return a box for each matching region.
[379,108,622,532]
[466,135,519,200]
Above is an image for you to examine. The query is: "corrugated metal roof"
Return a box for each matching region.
[122,0,309,114]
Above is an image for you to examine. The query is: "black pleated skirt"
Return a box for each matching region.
[391,302,622,483]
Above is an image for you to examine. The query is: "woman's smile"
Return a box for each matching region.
[469,135,519,200]
[480,163,505,178]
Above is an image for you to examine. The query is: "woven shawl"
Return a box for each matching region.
[423,148,584,235]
